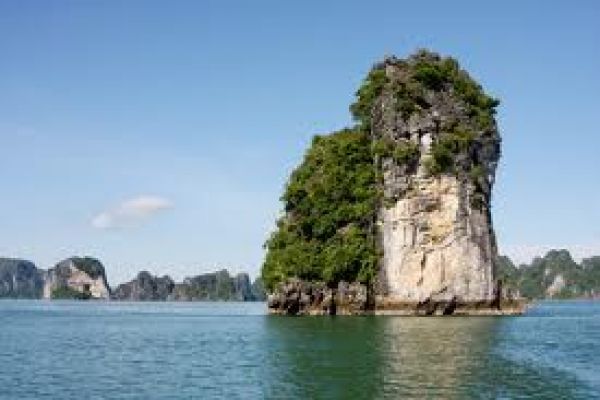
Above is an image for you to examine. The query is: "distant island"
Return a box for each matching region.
[497,249,600,299]
[1,250,598,303]
[0,256,265,301]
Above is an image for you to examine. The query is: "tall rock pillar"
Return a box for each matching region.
[368,52,501,307]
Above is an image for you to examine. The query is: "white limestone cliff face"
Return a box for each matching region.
[42,258,110,299]
[380,175,496,302]
[545,274,565,298]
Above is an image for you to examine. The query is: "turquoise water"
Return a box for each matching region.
[0,300,599,399]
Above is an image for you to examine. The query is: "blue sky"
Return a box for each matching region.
[1,1,599,285]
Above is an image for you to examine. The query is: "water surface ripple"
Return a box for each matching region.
[0,300,598,399]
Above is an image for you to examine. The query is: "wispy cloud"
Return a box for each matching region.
[92,195,172,230]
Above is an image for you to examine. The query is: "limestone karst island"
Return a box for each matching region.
[2,50,599,314]
[263,50,522,316]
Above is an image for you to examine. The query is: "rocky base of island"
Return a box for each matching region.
[267,279,527,316]
[374,298,528,316]
[267,279,371,316]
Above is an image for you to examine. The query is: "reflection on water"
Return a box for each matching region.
[379,317,500,399]
[262,315,589,399]
[261,317,386,398]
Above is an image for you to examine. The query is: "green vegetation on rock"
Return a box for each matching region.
[69,257,105,279]
[352,50,500,212]
[351,50,499,133]
[372,138,420,167]
[349,69,388,129]
[113,269,264,301]
[425,128,476,175]
[262,129,380,290]
[51,286,91,300]
[497,250,600,299]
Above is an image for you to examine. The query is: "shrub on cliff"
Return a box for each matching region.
[262,129,379,290]
[51,286,91,300]
[349,69,387,129]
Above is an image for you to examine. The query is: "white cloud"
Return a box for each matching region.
[92,195,172,230]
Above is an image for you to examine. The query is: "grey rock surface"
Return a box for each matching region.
[268,279,371,315]
[171,269,261,301]
[113,269,265,302]
[0,258,44,298]
[112,271,175,300]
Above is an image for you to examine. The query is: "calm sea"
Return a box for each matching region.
[0,300,598,399]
